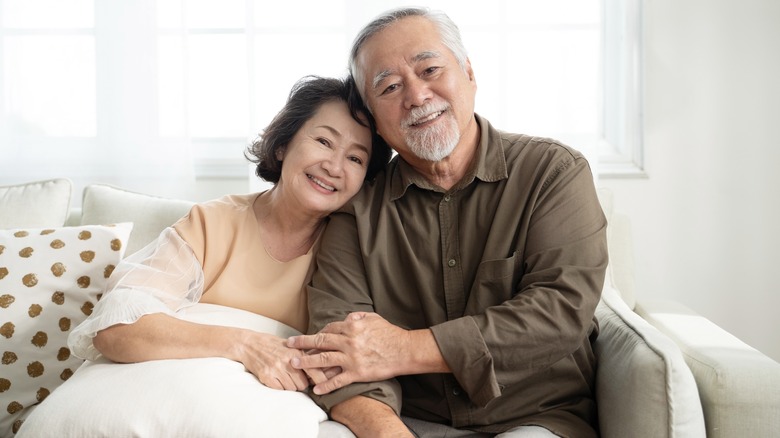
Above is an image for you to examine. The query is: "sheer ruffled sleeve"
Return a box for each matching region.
[68,227,204,361]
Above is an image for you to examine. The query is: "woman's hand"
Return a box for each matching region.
[95,313,325,392]
[232,331,312,391]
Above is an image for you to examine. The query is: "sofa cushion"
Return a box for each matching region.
[16,303,327,437]
[595,286,705,437]
[0,223,132,436]
[79,184,194,256]
[0,179,72,229]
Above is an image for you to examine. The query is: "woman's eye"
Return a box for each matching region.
[317,137,331,147]
[348,156,365,165]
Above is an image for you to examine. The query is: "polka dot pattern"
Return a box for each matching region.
[0,223,132,435]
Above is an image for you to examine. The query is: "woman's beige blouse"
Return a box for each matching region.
[69,193,316,361]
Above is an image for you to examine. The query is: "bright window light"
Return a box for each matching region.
[0,0,643,188]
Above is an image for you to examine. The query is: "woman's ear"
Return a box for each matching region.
[275,148,285,161]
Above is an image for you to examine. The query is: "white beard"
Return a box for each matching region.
[403,104,460,162]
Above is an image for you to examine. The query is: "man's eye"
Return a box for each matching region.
[423,66,439,75]
[381,83,399,95]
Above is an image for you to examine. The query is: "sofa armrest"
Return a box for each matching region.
[636,300,780,437]
[594,287,705,438]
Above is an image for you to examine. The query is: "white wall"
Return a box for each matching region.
[601,0,780,362]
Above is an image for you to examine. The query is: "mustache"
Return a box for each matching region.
[402,102,450,128]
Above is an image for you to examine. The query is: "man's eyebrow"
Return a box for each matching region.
[413,50,441,63]
[370,51,442,91]
[372,70,392,91]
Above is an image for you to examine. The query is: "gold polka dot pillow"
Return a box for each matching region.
[0,223,132,436]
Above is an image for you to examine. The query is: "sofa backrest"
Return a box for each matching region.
[4,180,637,310]
[71,184,194,256]
[0,178,72,229]
[597,188,637,310]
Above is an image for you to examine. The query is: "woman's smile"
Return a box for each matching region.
[307,173,336,192]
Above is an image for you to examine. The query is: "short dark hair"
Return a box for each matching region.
[246,75,391,183]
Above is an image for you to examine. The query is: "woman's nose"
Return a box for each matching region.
[322,153,344,176]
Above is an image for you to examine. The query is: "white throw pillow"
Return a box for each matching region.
[16,303,327,438]
[79,184,194,256]
[0,179,72,229]
[0,223,133,436]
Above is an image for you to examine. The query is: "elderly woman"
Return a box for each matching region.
[66,76,389,390]
[16,76,389,438]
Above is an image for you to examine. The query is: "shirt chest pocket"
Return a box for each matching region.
[465,251,522,313]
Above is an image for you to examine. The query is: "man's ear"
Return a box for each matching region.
[465,57,476,83]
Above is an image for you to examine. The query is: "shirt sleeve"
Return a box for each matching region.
[431,154,608,406]
[68,227,204,361]
[306,212,404,416]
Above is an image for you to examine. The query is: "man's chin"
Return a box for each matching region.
[410,144,457,162]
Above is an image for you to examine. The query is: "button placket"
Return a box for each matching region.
[439,192,464,320]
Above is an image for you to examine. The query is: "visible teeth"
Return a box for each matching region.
[413,111,442,126]
[308,174,335,191]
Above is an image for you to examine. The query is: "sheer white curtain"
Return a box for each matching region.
[1,0,196,201]
[1,0,641,201]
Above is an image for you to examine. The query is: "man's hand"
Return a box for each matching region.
[287,312,449,395]
[287,312,407,394]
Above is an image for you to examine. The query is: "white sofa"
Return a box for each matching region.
[2,178,779,437]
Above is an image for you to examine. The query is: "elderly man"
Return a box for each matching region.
[288,7,608,438]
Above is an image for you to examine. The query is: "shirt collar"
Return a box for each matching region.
[389,114,507,201]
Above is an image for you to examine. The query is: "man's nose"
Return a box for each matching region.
[404,77,432,109]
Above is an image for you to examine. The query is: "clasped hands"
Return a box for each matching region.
[287,312,411,395]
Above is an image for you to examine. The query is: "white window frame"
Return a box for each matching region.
[600,0,645,177]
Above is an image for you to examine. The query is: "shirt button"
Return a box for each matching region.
[448,259,456,267]
[452,387,462,396]
[444,195,451,202]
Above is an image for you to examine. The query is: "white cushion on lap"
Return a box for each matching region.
[180,302,301,338]
[17,304,327,438]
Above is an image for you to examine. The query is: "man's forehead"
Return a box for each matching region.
[359,17,439,59]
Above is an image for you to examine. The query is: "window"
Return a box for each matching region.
[0,0,644,196]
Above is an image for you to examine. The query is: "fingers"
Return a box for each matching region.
[303,367,328,385]
[311,371,353,395]
[290,369,310,391]
[304,365,342,386]
[287,332,343,351]
[287,316,369,349]
[291,349,345,371]
[324,366,342,379]
[257,368,309,391]
[239,332,313,391]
